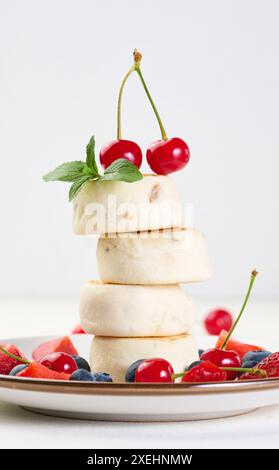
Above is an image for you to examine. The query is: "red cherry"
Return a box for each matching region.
[40,352,77,374]
[200,348,241,380]
[146,137,190,175]
[100,140,142,169]
[182,361,227,383]
[71,324,86,334]
[135,358,174,383]
[204,309,233,336]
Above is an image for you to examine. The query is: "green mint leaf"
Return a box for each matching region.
[86,135,99,175]
[101,158,143,183]
[68,175,99,202]
[42,161,87,183]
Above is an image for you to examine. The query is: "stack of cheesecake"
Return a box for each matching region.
[74,174,212,382]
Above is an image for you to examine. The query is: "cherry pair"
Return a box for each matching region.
[100,50,190,175]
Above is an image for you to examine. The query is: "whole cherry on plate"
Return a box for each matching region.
[182,361,227,383]
[200,348,241,380]
[204,308,233,336]
[201,269,259,380]
[40,352,77,374]
[135,358,174,383]
[133,49,190,175]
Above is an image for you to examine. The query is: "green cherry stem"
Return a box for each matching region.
[117,65,135,140]
[133,49,168,141]
[172,366,267,382]
[172,372,185,380]
[0,344,30,365]
[220,366,267,378]
[221,269,259,350]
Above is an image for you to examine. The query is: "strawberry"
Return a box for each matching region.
[71,324,86,334]
[16,362,70,380]
[32,336,78,361]
[239,351,279,380]
[0,344,27,375]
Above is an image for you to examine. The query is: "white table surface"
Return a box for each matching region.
[1,297,279,449]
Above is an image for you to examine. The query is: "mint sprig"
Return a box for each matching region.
[42,136,143,202]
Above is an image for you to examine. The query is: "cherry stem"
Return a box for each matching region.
[117,65,135,140]
[221,269,259,350]
[133,49,168,141]
[0,344,30,365]
[221,366,267,378]
[172,372,185,380]
[172,366,267,381]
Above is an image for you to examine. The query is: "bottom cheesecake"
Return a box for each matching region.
[90,334,199,383]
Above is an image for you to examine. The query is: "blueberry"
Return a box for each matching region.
[125,359,145,382]
[70,369,94,381]
[9,364,27,376]
[241,359,259,369]
[198,349,204,358]
[72,355,90,372]
[241,350,271,368]
[91,372,113,382]
[184,360,203,372]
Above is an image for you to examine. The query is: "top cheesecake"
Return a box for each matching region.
[72,174,185,234]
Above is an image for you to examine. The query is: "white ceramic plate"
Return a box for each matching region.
[0,334,278,422]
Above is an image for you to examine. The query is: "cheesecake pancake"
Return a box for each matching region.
[97,228,212,284]
[90,334,199,383]
[73,175,185,234]
[80,281,195,337]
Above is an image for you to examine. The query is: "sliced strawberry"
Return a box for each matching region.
[240,351,279,380]
[16,362,70,380]
[32,336,78,362]
[0,344,27,375]
[215,330,264,359]
[71,324,86,334]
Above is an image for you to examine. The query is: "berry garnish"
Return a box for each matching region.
[9,364,28,376]
[198,349,204,358]
[32,336,78,362]
[70,369,94,381]
[200,270,259,379]
[16,362,70,380]
[100,140,142,170]
[72,355,91,372]
[0,343,29,375]
[132,50,190,175]
[181,361,227,383]
[185,360,204,371]
[71,324,86,334]
[125,359,145,382]
[200,348,241,380]
[135,358,174,383]
[241,350,271,369]
[239,351,279,380]
[43,135,143,202]
[215,330,264,359]
[91,372,113,382]
[146,138,190,175]
[40,352,77,374]
[204,309,233,336]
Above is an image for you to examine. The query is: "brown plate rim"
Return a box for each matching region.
[1,334,278,396]
[1,375,279,396]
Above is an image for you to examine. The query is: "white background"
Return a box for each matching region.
[0,0,278,300]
